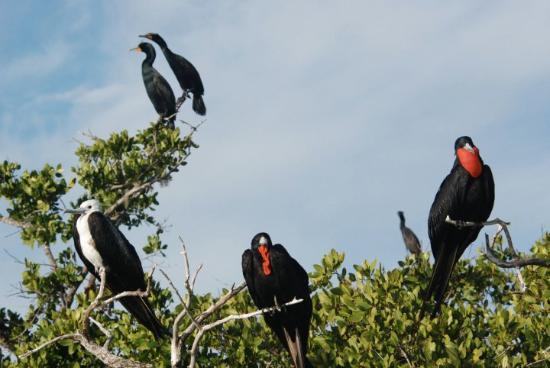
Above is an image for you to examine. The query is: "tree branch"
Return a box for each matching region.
[187,298,304,368]
[0,215,32,229]
[20,266,156,368]
[42,244,57,271]
[445,216,549,269]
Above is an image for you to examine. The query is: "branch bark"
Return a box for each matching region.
[0,215,31,229]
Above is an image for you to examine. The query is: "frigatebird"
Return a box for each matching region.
[66,199,167,339]
[242,233,313,368]
[131,42,177,128]
[422,136,495,317]
[397,211,422,256]
[139,33,206,116]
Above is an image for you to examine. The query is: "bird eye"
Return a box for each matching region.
[88,206,92,209]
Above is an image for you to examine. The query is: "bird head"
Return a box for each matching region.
[139,33,159,41]
[139,33,167,48]
[65,199,102,215]
[454,136,483,177]
[130,42,155,57]
[397,211,405,223]
[251,232,272,251]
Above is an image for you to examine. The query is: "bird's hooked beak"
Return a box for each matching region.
[463,143,475,153]
[130,46,142,52]
[64,208,86,214]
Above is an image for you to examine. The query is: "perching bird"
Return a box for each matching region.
[139,33,206,116]
[66,199,167,339]
[131,42,176,128]
[422,136,495,317]
[242,233,313,368]
[397,211,422,256]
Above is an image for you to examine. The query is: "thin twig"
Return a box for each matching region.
[89,317,112,349]
[19,333,79,359]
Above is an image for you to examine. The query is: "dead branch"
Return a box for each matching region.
[42,244,58,271]
[484,234,550,268]
[187,298,304,368]
[19,266,156,368]
[445,216,549,269]
[444,215,510,229]
[0,216,32,229]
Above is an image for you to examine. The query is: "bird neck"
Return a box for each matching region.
[154,36,168,49]
[142,50,156,66]
[398,213,405,227]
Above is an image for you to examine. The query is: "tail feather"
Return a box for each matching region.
[420,245,458,319]
[283,327,312,368]
[119,296,168,340]
[192,94,206,116]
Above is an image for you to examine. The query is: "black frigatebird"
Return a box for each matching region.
[397,211,422,256]
[66,199,167,339]
[242,233,313,368]
[131,42,177,128]
[422,136,495,317]
[139,33,206,116]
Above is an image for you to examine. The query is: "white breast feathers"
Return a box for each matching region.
[76,212,104,270]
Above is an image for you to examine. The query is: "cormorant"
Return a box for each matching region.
[242,233,313,368]
[422,136,495,317]
[139,33,206,116]
[66,199,168,339]
[131,42,176,128]
[397,211,422,256]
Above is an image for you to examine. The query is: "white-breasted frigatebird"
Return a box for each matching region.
[66,199,167,339]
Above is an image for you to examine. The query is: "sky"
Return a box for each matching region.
[1,1,549,313]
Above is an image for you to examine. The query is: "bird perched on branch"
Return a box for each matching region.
[397,211,422,256]
[242,233,313,368]
[131,42,176,128]
[66,199,168,339]
[140,33,206,116]
[422,136,495,317]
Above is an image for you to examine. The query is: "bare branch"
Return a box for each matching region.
[105,180,157,218]
[187,298,304,368]
[89,317,112,349]
[446,216,549,269]
[42,244,57,271]
[484,235,550,268]
[81,267,107,335]
[19,333,79,359]
[444,215,510,228]
[0,216,32,229]
[19,332,152,368]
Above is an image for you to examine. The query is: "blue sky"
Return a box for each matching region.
[1,1,549,312]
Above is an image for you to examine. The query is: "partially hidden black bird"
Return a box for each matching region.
[397,211,422,256]
[140,33,206,116]
[422,136,495,317]
[66,199,168,339]
[242,233,313,368]
[131,42,176,128]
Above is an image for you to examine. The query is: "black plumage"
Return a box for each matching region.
[67,200,167,339]
[242,233,313,368]
[398,211,422,256]
[422,136,495,317]
[140,33,206,116]
[132,42,176,128]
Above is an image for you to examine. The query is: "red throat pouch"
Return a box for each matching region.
[457,147,482,178]
[258,245,272,276]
